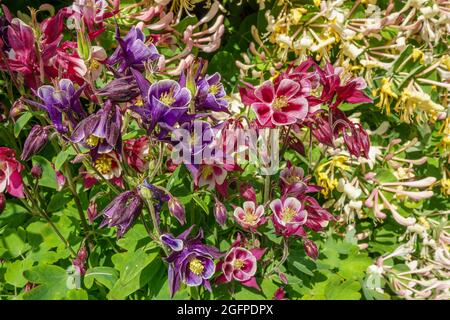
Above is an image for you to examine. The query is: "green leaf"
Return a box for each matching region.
[120,248,159,284]
[23,265,71,300]
[54,150,70,171]
[192,194,209,215]
[14,112,33,138]
[0,227,29,258]
[326,279,361,300]
[84,267,119,290]
[31,156,58,189]
[4,259,34,287]
[66,289,89,300]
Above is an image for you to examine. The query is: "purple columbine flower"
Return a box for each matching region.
[100,188,143,238]
[97,76,140,102]
[71,100,122,155]
[27,79,86,133]
[107,26,159,73]
[131,69,191,139]
[162,226,222,297]
[195,73,228,112]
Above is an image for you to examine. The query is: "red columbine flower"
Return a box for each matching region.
[0,147,24,198]
[124,136,149,173]
[251,79,309,126]
[270,197,307,237]
[216,234,266,290]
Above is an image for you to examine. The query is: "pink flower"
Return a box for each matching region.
[216,234,266,290]
[233,201,266,231]
[0,147,24,198]
[124,136,149,173]
[197,163,227,190]
[270,197,307,237]
[251,79,308,126]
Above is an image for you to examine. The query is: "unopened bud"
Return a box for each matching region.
[21,125,49,161]
[31,164,42,179]
[240,183,256,203]
[87,201,97,224]
[304,239,319,260]
[213,199,227,227]
[168,196,186,225]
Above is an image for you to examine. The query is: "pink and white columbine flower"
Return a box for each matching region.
[270,197,308,237]
[251,79,308,126]
[233,201,266,231]
[0,147,24,198]
[216,234,266,290]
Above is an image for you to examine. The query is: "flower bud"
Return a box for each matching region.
[303,239,319,260]
[31,164,42,179]
[9,99,26,121]
[273,287,286,300]
[213,198,227,227]
[0,193,6,214]
[21,125,49,161]
[240,183,256,203]
[87,201,97,224]
[168,196,186,225]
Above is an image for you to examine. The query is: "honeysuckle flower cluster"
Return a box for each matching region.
[0,0,447,302]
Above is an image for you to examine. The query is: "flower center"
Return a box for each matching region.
[85,135,99,147]
[200,166,213,179]
[94,155,113,175]
[135,98,144,107]
[208,84,221,95]
[281,207,297,223]
[189,258,204,275]
[272,95,289,110]
[90,59,100,70]
[233,259,244,269]
[244,208,257,224]
[286,174,301,184]
[160,91,176,106]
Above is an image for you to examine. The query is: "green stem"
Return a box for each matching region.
[64,163,93,248]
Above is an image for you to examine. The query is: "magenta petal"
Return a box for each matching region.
[250,248,267,261]
[7,171,24,198]
[254,80,275,103]
[276,79,300,98]
[272,111,296,126]
[241,277,261,291]
[252,103,272,125]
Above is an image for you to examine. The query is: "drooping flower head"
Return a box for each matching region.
[83,151,123,189]
[71,100,122,155]
[28,79,86,133]
[100,188,143,238]
[233,201,266,232]
[0,147,24,198]
[162,226,222,297]
[270,197,308,237]
[107,26,159,73]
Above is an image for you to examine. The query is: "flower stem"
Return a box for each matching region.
[64,163,93,249]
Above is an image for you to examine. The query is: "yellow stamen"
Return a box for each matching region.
[272,96,289,110]
[85,135,99,147]
[160,91,176,106]
[208,84,221,95]
[281,207,297,223]
[189,258,204,275]
[94,155,113,175]
[135,98,144,107]
[244,208,257,224]
[233,259,244,269]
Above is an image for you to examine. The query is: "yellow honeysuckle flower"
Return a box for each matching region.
[376,78,398,115]
[412,48,425,64]
[394,87,444,124]
[289,8,307,25]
